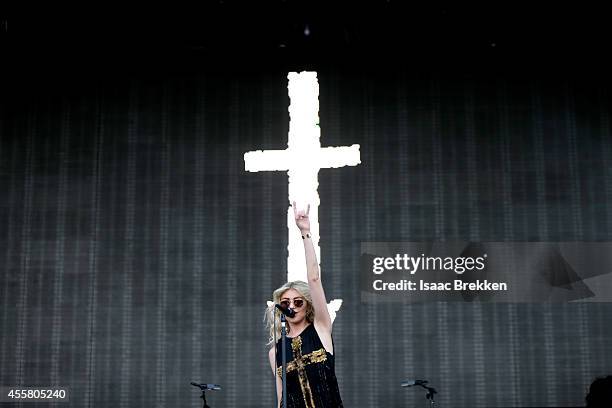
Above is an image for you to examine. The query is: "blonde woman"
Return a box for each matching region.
[265,202,343,408]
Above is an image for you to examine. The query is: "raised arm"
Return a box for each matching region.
[293,201,332,331]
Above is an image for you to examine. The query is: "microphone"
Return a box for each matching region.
[401,379,428,387]
[190,382,221,391]
[275,304,296,318]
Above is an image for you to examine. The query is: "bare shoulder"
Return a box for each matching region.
[268,346,276,361]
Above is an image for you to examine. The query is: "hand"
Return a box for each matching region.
[292,201,311,233]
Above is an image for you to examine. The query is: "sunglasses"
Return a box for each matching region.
[279,298,305,309]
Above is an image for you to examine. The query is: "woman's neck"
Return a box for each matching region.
[288,321,309,336]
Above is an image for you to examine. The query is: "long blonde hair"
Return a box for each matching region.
[264,281,315,345]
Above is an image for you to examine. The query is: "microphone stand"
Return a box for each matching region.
[190,382,220,408]
[414,382,437,407]
[421,383,437,407]
[280,313,288,408]
[402,380,437,407]
[200,389,211,408]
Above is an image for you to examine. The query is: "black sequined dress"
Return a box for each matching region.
[275,324,343,408]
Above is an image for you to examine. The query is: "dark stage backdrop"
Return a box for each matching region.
[1,70,612,408]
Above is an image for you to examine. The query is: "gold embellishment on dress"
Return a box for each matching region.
[291,336,302,353]
[275,336,328,408]
[276,348,327,376]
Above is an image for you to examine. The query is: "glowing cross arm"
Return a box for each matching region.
[244,145,361,173]
[244,150,291,172]
[317,145,361,168]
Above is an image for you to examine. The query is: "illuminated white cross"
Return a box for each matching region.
[244,71,360,321]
